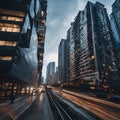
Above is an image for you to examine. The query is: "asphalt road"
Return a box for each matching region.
[51,88,120,120]
[17,92,53,120]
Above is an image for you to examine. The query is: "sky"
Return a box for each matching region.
[42,0,114,79]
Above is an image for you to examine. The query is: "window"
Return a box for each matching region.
[0,15,23,22]
[0,56,12,60]
[0,23,20,32]
[0,41,17,46]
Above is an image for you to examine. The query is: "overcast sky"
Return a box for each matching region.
[42,0,114,79]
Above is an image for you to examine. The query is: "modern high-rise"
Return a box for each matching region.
[0,0,47,99]
[35,0,47,84]
[110,0,120,69]
[110,0,120,91]
[58,39,66,83]
[46,62,55,84]
[67,23,77,83]
[66,1,118,90]
[66,29,71,83]
[54,67,59,83]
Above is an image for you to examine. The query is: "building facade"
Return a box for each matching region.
[110,0,120,91]
[58,39,66,83]
[54,67,59,83]
[46,62,55,84]
[68,23,76,82]
[66,29,71,83]
[35,0,47,84]
[0,0,47,100]
[66,1,118,90]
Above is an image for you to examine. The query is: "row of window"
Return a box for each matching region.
[0,23,20,32]
[0,16,23,22]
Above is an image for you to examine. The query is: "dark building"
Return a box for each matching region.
[110,0,120,91]
[0,0,47,100]
[55,67,59,83]
[67,23,76,83]
[66,29,71,83]
[66,1,118,90]
[58,39,66,83]
[46,62,55,84]
[35,0,47,84]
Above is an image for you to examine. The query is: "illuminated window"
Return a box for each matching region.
[8,17,15,21]
[39,40,44,43]
[0,9,25,17]
[91,55,95,60]
[0,56,12,60]
[0,23,20,32]
[1,16,7,20]
[1,26,6,31]
[39,53,43,56]
[41,11,44,16]
[7,16,23,22]
[15,17,23,22]
[12,28,20,32]
[41,20,46,25]
[39,60,43,63]
[0,41,17,46]
[7,27,13,32]
[0,15,23,22]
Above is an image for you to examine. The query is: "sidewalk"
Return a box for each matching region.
[0,95,37,120]
[0,95,28,106]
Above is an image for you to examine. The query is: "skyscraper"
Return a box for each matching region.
[46,62,55,84]
[35,0,47,84]
[110,0,120,91]
[67,23,76,83]
[0,0,47,99]
[110,0,120,68]
[58,39,66,83]
[66,1,118,90]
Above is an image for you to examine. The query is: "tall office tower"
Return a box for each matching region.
[55,67,59,82]
[110,0,120,69]
[67,1,117,90]
[46,62,55,84]
[35,0,47,84]
[73,12,81,84]
[110,0,120,91]
[0,0,47,99]
[68,23,76,82]
[66,12,82,85]
[66,29,71,83]
[58,39,66,83]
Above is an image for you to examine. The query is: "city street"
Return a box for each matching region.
[50,87,120,120]
[17,91,53,120]
[0,95,36,120]
[0,0,120,120]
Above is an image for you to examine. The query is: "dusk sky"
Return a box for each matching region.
[42,0,114,78]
